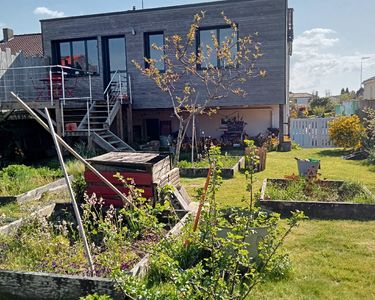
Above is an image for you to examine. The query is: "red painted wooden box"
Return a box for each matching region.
[84,152,171,206]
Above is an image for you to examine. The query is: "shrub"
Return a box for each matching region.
[328,115,365,149]
[362,108,375,150]
[367,149,375,165]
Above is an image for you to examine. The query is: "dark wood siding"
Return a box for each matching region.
[41,0,288,109]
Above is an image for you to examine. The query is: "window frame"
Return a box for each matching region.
[52,37,100,76]
[144,31,165,71]
[196,25,239,70]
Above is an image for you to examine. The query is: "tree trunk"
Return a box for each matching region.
[174,120,185,166]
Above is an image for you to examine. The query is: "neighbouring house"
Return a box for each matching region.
[0,0,294,153]
[0,28,43,57]
[359,75,375,112]
[289,92,313,109]
[363,75,375,100]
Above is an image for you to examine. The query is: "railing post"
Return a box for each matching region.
[49,67,54,105]
[61,101,65,137]
[61,66,65,105]
[107,93,110,124]
[3,72,7,102]
[87,100,91,138]
[89,74,92,104]
[119,73,122,104]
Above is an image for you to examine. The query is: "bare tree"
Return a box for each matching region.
[133,11,266,164]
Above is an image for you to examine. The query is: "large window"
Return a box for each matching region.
[197,26,238,69]
[144,32,165,71]
[55,38,99,75]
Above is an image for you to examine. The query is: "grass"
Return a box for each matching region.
[0,189,71,226]
[181,148,375,207]
[0,164,62,196]
[181,148,375,299]
[250,220,375,299]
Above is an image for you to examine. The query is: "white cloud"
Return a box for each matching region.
[33,7,65,18]
[291,27,375,94]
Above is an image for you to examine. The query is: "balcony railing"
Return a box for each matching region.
[0,65,93,106]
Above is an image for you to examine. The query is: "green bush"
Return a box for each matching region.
[328,115,365,149]
[367,149,375,165]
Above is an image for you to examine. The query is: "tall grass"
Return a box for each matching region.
[0,165,62,196]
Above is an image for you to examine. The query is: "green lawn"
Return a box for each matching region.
[181,148,375,207]
[181,148,375,299]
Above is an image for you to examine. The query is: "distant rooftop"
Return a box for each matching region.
[363,75,375,84]
[289,92,313,98]
[0,28,43,57]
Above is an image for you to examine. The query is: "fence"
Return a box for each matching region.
[290,117,335,148]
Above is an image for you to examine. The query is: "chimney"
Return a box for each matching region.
[2,28,14,42]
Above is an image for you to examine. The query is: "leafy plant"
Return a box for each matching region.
[113,145,306,299]
[328,115,365,150]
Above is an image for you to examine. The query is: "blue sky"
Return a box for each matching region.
[1,0,375,95]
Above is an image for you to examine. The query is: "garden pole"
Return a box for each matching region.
[10,92,134,207]
[192,164,213,232]
[44,108,96,277]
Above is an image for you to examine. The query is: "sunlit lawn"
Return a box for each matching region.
[181,148,375,299]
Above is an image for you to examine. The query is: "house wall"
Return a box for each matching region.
[364,79,375,100]
[41,0,289,109]
[132,105,279,141]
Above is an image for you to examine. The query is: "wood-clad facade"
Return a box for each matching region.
[40,0,292,142]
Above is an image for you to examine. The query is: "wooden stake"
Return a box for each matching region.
[192,165,213,232]
[45,108,96,276]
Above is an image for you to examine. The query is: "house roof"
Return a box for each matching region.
[40,0,286,23]
[363,75,375,84]
[289,92,313,98]
[0,33,43,57]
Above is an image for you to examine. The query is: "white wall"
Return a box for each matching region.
[364,80,375,100]
[133,106,280,140]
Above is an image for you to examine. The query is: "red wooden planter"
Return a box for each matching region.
[85,152,172,206]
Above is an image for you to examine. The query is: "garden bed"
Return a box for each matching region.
[260,178,375,220]
[0,164,63,197]
[178,156,244,178]
[0,192,193,299]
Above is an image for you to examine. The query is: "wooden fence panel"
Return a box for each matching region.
[290,117,335,148]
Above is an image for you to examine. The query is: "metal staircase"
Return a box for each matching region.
[92,130,134,152]
[75,70,134,152]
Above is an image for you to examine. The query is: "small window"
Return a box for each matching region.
[54,38,99,75]
[197,26,238,69]
[144,32,165,71]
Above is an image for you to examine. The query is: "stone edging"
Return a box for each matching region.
[179,157,245,179]
[260,178,375,220]
[0,177,70,205]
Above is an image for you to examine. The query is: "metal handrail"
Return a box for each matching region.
[103,70,119,95]
[0,64,93,76]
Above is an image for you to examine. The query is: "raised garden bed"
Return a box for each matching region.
[260,178,375,220]
[0,164,63,198]
[178,156,245,178]
[0,189,193,299]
